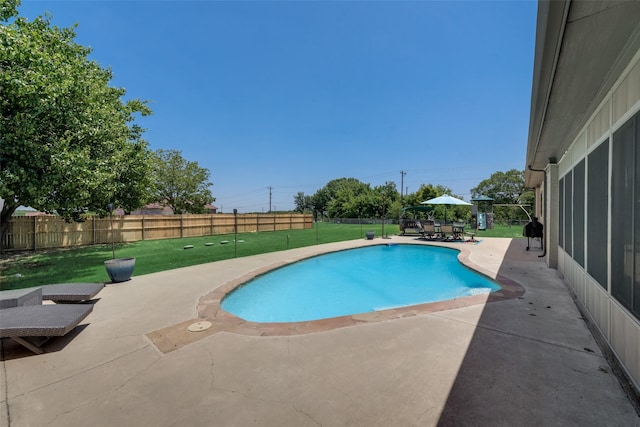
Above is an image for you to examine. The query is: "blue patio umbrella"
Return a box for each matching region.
[420,194,472,224]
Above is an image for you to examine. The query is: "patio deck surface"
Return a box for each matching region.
[2,237,639,426]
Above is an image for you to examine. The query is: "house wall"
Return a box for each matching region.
[552,47,640,390]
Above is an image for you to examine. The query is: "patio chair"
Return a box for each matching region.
[40,283,104,303]
[0,304,93,354]
[452,222,466,240]
[440,225,454,240]
[421,223,436,240]
[400,219,423,236]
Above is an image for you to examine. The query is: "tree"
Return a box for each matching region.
[307,178,462,220]
[470,169,526,204]
[1,0,19,21]
[293,192,312,213]
[150,149,213,214]
[470,169,534,223]
[372,181,399,218]
[0,4,153,249]
[313,178,373,218]
[310,178,368,218]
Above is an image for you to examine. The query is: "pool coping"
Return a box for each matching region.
[147,242,525,354]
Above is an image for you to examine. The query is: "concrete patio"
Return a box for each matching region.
[2,237,639,426]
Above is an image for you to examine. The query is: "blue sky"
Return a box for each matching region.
[18,0,537,213]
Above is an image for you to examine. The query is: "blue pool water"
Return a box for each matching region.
[221,244,501,323]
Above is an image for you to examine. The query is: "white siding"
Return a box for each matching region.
[553,47,640,391]
[611,302,640,387]
[613,57,640,124]
[587,99,610,150]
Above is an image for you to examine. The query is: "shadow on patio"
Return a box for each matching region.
[436,238,639,425]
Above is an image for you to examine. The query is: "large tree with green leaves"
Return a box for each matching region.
[372,181,400,218]
[308,178,467,220]
[150,149,214,214]
[470,169,527,204]
[0,2,153,249]
[470,169,534,223]
[403,184,452,207]
[309,178,372,218]
[326,179,373,218]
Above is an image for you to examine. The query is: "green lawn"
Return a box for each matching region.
[474,223,526,238]
[0,222,523,290]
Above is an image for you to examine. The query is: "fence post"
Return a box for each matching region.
[33,216,37,251]
[180,215,184,238]
[233,209,238,257]
[93,216,96,245]
[142,216,145,241]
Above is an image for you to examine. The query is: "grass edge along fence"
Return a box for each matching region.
[2,213,313,252]
[1,222,395,289]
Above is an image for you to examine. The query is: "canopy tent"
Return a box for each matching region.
[420,194,471,224]
[399,205,435,225]
[400,205,434,215]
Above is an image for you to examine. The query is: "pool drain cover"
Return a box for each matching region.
[188,321,212,332]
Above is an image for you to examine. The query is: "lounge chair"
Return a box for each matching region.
[0,287,43,309]
[40,283,104,303]
[0,304,93,354]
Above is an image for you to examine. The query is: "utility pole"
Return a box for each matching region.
[268,186,273,212]
[400,170,407,202]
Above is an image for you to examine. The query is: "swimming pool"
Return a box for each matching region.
[221,244,501,323]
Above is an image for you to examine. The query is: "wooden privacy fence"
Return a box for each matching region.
[2,213,313,252]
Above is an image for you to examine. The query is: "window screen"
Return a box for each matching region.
[587,140,609,289]
[573,160,585,267]
[564,171,573,256]
[612,111,639,317]
[559,176,564,249]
